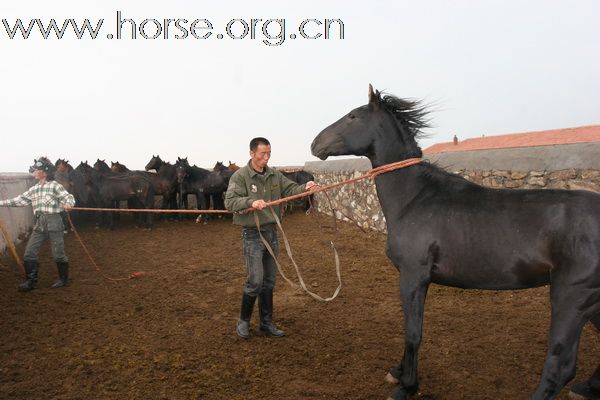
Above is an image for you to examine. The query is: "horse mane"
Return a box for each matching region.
[380,94,430,140]
[417,160,483,196]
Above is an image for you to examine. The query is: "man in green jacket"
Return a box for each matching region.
[225,137,316,339]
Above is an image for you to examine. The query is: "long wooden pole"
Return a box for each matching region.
[0,219,25,276]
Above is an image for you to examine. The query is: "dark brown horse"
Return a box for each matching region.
[111,161,130,173]
[281,170,315,212]
[77,161,155,229]
[54,159,90,207]
[144,155,179,214]
[311,85,600,400]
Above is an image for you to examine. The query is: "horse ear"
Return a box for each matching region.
[368,83,381,109]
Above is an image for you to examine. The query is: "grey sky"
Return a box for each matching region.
[1,0,599,172]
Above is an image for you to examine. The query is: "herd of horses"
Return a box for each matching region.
[53,155,314,229]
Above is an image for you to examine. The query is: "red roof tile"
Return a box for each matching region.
[423,125,600,154]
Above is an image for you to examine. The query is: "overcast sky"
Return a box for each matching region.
[1,0,599,172]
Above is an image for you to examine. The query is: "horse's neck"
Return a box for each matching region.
[373,165,430,220]
[367,123,422,168]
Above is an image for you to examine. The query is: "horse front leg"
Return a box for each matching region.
[387,271,430,400]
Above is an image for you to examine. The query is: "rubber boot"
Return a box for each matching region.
[236,293,256,339]
[259,289,284,337]
[51,262,69,288]
[569,366,600,400]
[18,261,39,292]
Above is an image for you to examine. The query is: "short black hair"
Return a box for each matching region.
[250,137,270,151]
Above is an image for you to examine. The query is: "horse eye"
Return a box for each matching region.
[348,113,356,119]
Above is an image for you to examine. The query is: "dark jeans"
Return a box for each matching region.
[23,213,68,263]
[242,225,278,297]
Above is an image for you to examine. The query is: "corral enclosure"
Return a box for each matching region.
[0,213,599,400]
[1,143,600,399]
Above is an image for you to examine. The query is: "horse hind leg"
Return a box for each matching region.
[568,312,600,400]
[533,285,599,399]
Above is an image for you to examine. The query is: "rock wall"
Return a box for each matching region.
[305,151,600,233]
[0,173,36,254]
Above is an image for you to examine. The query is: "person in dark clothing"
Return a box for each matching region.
[225,137,316,338]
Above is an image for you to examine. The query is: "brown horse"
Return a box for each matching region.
[54,159,73,192]
[111,161,130,173]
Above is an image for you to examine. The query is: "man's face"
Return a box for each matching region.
[250,144,271,170]
[32,169,46,181]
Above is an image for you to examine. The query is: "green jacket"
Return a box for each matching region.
[224,161,306,227]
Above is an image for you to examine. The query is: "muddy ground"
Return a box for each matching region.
[0,212,598,400]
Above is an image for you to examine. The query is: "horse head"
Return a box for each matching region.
[94,159,111,173]
[145,155,163,171]
[55,159,73,173]
[213,161,227,171]
[228,161,240,171]
[111,161,129,173]
[175,158,189,184]
[311,84,428,167]
[176,157,189,167]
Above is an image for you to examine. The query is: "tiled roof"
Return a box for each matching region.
[423,125,600,154]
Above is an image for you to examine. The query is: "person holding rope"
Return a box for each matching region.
[0,157,75,292]
[225,137,317,339]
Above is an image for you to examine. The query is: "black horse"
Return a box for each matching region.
[174,157,210,212]
[281,170,315,212]
[145,155,179,216]
[210,161,234,212]
[311,85,600,400]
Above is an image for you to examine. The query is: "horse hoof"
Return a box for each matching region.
[385,372,400,385]
[569,391,592,400]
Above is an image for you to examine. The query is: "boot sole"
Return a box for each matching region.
[236,329,250,339]
[236,321,251,339]
[260,328,285,338]
[569,391,599,400]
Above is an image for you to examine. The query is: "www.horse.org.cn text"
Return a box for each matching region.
[1,11,345,46]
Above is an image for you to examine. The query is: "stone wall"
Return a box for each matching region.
[0,173,36,254]
[305,145,600,233]
[456,168,600,192]
[309,169,387,232]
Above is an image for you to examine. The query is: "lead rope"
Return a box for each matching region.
[244,158,424,302]
[0,218,25,276]
[253,207,342,302]
[66,213,145,281]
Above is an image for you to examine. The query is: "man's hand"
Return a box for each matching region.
[252,200,268,210]
[63,205,73,211]
[305,181,319,191]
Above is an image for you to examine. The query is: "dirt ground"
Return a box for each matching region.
[0,212,598,400]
